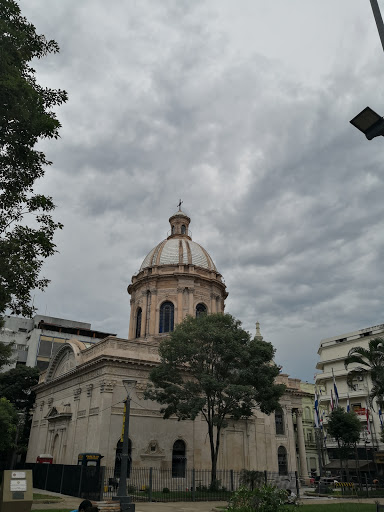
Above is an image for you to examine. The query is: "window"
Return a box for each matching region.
[172,440,186,477]
[159,301,174,333]
[181,225,186,234]
[172,225,175,235]
[275,408,285,435]
[278,446,288,475]
[136,308,142,338]
[196,303,207,317]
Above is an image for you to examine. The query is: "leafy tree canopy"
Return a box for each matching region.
[0,365,39,411]
[146,313,285,483]
[327,407,361,447]
[345,337,384,407]
[0,397,18,452]
[0,341,14,371]
[0,0,67,320]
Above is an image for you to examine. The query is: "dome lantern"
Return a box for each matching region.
[168,208,191,239]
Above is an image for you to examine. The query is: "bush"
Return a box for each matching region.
[227,485,290,512]
[162,487,170,493]
[127,484,136,494]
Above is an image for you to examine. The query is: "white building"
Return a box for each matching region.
[26,209,312,481]
[315,323,384,466]
[0,315,115,372]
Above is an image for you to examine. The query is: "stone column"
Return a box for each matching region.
[149,290,157,335]
[177,287,183,324]
[128,299,135,339]
[295,409,308,480]
[188,288,194,316]
[98,380,116,459]
[210,293,217,313]
[141,293,147,338]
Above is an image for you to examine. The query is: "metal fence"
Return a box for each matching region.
[102,468,299,502]
[21,463,299,502]
[21,462,104,501]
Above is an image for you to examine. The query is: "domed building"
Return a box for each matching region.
[26,208,313,485]
[128,208,227,340]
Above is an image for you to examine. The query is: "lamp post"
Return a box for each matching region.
[350,107,384,140]
[114,379,136,512]
[349,2,384,140]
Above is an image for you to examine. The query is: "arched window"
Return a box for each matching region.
[135,308,142,338]
[181,225,186,234]
[114,438,132,478]
[159,301,174,333]
[172,440,186,478]
[275,408,285,435]
[196,303,207,317]
[172,225,175,235]
[278,446,288,475]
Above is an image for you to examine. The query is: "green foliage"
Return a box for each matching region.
[0,0,67,319]
[0,365,39,454]
[227,485,290,512]
[240,470,265,490]
[327,407,361,463]
[162,487,170,493]
[0,397,18,452]
[345,337,384,407]
[0,365,39,411]
[0,341,14,371]
[146,313,285,484]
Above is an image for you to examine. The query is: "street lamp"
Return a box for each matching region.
[350,107,384,140]
[113,379,136,512]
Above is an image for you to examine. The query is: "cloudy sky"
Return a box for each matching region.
[18,0,384,382]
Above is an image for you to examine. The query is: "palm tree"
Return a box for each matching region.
[344,337,384,408]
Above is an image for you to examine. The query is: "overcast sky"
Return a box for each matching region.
[17,0,384,382]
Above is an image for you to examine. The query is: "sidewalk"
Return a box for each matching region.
[31,489,225,511]
[31,487,384,511]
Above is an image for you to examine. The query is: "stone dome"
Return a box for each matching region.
[140,238,217,271]
[139,208,217,272]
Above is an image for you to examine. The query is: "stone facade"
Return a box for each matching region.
[27,209,312,479]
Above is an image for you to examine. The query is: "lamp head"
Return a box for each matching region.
[123,379,137,395]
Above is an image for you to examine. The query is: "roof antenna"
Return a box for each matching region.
[177,199,183,211]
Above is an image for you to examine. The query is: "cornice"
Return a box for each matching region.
[33,354,159,393]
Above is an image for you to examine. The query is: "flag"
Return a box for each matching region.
[314,388,320,427]
[379,407,383,428]
[330,388,334,411]
[347,394,350,413]
[332,369,339,408]
[366,402,370,434]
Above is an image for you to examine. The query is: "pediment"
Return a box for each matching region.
[45,404,72,421]
[46,341,83,382]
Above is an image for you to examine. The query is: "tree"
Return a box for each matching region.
[344,337,384,408]
[0,365,39,411]
[0,341,14,371]
[0,0,67,320]
[326,407,361,479]
[0,398,18,453]
[146,313,285,486]
[0,365,39,457]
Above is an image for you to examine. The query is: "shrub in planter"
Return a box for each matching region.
[227,485,290,512]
